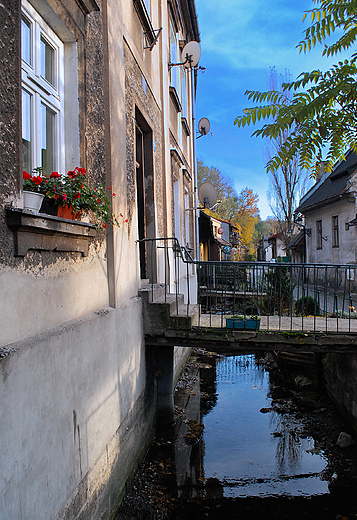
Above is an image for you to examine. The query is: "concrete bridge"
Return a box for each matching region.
[137,239,357,425]
[140,275,357,427]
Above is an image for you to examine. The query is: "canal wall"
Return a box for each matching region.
[323,353,357,433]
[0,302,190,520]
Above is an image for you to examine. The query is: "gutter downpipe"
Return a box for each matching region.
[191,67,199,261]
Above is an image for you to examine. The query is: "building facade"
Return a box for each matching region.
[0,0,199,519]
[297,151,357,266]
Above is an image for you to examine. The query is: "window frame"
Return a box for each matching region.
[316,220,322,250]
[332,215,339,248]
[21,0,64,176]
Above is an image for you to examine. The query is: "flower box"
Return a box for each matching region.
[226,317,261,330]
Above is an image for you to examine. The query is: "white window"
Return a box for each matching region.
[181,68,187,118]
[169,21,178,90]
[185,189,190,246]
[21,0,64,175]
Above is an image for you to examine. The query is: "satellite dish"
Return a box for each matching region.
[198,118,210,136]
[181,41,201,68]
[198,182,217,209]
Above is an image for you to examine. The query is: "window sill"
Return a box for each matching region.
[181,116,190,136]
[6,207,97,257]
[169,86,182,112]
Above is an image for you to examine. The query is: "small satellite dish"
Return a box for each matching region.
[198,118,210,136]
[181,41,201,68]
[198,182,217,209]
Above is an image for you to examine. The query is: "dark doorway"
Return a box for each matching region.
[135,108,156,281]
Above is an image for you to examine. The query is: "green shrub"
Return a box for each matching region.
[295,296,320,316]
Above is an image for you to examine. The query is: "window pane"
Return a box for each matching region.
[22,89,32,173]
[40,35,55,86]
[181,69,187,117]
[21,16,32,65]
[40,103,56,175]
[143,0,150,13]
[170,23,177,88]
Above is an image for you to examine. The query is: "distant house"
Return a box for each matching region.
[263,232,288,261]
[199,211,240,261]
[296,150,357,265]
[286,230,305,264]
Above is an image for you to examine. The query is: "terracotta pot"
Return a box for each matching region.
[57,204,81,220]
[23,191,45,212]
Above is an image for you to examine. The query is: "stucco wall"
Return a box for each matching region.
[0,301,152,520]
[305,198,357,264]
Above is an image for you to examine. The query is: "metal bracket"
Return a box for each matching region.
[144,27,162,51]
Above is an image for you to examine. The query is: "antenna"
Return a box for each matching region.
[198,182,217,209]
[169,41,201,70]
[198,118,210,136]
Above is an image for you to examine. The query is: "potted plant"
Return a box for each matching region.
[226,315,261,330]
[23,167,122,229]
[22,170,45,211]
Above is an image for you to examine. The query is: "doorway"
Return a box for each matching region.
[135,108,156,281]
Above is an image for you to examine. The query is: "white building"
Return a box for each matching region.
[297,151,357,265]
[0,0,199,518]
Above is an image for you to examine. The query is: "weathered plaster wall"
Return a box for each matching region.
[0,301,151,520]
[0,246,109,347]
[0,303,191,520]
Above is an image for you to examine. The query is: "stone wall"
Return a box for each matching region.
[323,353,357,433]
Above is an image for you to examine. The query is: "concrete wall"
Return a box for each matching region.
[0,303,151,520]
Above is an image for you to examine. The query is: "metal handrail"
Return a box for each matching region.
[137,238,357,332]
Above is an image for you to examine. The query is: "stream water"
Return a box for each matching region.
[117,350,357,519]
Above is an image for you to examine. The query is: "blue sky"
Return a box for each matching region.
[194,0,345,219]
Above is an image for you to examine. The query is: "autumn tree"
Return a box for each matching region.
[252,216,279,244]
[197,161,259,251]
[234,0,357,176]
[235,188,259,249]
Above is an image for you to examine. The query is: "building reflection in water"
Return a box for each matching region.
[172,352,328,498]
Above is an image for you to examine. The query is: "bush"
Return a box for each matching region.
[295,296,320,316]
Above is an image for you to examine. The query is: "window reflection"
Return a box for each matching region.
[40,35,55,86]
[41,103,56,175]
[21,16,31,66]
[22,89,32,173]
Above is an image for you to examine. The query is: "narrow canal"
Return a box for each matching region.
[117,350,357,519]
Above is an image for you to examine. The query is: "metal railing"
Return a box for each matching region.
[138,237,195,316]
[138,238,357,332]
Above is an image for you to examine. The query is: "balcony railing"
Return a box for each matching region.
[138,238,357,333]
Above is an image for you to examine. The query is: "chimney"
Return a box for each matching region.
[315,161,326,183]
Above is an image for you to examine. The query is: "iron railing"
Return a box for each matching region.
[138,238,357,332]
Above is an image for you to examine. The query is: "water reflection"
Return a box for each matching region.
[174,353,329,498]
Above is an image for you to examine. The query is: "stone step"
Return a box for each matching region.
[151,293,185,315]
[139,282,167,303]
[169,304,199,330]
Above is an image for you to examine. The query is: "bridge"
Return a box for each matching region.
[138,238,357,424]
